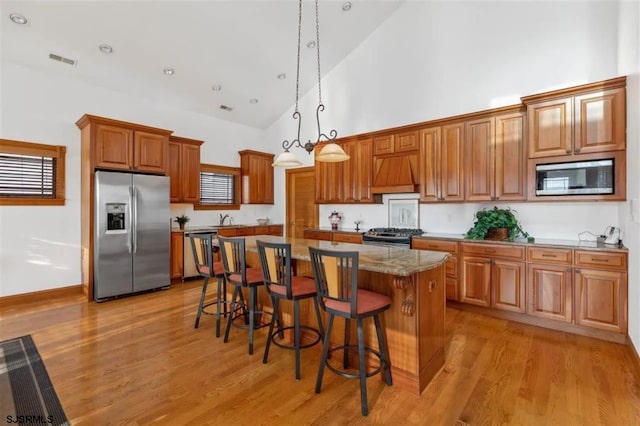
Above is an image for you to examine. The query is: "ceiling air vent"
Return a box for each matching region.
[49,53,77,66]
[219,105,233,112]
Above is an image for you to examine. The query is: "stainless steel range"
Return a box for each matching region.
[362,227,424,247]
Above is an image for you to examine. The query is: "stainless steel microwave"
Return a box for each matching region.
[535,158,614,196]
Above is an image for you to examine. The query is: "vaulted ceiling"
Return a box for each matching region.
[2,1,403,129]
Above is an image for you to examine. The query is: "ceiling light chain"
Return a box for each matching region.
[273,0,349,167]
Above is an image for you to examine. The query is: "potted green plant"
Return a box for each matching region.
[465,206,533,242]
[174,214,190,230]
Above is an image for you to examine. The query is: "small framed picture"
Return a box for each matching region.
[388,199,419,228]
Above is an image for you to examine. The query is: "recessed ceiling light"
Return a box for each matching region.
[98,44,113,54]
[9,13,28,25]
[342,2,352,12]
[250,99,258,104]
[277,73,286,80]
[163,67,175,75]
[307,40,316,49]
[211,84,222,91]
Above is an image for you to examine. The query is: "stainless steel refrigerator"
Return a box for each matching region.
[94,170,170,301]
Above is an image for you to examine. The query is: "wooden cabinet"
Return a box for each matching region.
[465,110,526,202]
[461,243,525,312]
[419,122,465,202]
[168,136,203,204]
[574,268,627,333]
[371,130,420,194]
[574,249,628,333]
[83,116,171,174]
[303,229,362,244]
[527,262,573,323]
[373,130,419,155]
[218,224,283,238]
[412,238,459,300]
[239,150,274,204]
[170,232,184,280]
[268,225,283,236]
[315,138,381,204]
[523,77,626,158]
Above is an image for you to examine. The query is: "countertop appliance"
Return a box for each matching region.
[363,227,424,247]
[535,158,614,196]
[94,171,170,301]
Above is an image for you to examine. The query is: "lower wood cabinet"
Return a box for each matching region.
[218,224,284,237]
[460,256,491,307]
[412,238,459,300]
[527,263,573,322]
[491,259,525,313]
[170,232,184,280]
[574,268,627,333]
[303,229,362,244]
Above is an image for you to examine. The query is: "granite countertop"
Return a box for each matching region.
[414,232,628,252]
[172,223,283,234]
[240,235,448,277]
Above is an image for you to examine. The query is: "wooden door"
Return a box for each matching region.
[168,141,182,202]
[170,232,184,279]
[419,126,441,202]
[94,123,133,170]
[441,123,465,201]
[460,256,491,307]
[134,131,167,173]
[465,117,494,201]
[491,259,525,313]
[495,112,526,201]
[574,268,627,333]
[287,167,318,238]
[181,143,201,203]
[574,87,626,154]
[527,98,572,158]
[527,263,573,323]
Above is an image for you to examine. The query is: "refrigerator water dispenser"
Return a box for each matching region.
[106,203,127,234]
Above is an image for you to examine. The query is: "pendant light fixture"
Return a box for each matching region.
[273,0,350,167]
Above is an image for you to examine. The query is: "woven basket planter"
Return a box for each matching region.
[485,227,510,241]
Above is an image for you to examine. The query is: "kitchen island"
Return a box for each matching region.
[239,235,449,395]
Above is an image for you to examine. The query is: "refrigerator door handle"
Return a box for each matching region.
[133,186,138,253]
[128,186,134,254]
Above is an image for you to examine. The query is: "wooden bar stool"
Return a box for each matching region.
[257,240,324,380]
[219,236,270,355]
[188,233,238,337]
[308,247,393,416]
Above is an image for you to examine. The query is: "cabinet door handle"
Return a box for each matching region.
[566,268,572,272]
[495,196,500,200]
[438,197,445,201]
[428,280,437,293]
[575,269,581,274]
[590,257,610,263]
[486,259,492,264]
[541,254,557,258]
[566,149,572,154]
[574,148,581,153]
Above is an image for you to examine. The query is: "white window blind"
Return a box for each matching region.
[0,153,56,198]
[200,171,235,205]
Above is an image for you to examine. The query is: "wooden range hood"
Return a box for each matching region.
[371,152,420,194]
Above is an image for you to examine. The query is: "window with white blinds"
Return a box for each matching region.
[0,139,66,206]
[200,172,234,204]
[195,163,240,210]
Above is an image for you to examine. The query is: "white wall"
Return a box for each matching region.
[617,0,640,348]
[0,62,269,297]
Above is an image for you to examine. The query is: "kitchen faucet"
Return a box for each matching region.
[219,213,230,226]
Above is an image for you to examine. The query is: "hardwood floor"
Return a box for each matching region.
[2,281,640,425]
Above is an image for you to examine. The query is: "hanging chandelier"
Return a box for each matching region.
[272,0,350,168]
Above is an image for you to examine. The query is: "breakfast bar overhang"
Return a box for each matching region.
[240,235,449,395]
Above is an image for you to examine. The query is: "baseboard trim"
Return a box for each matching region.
[0,284,84,308]
[627,336,640,377]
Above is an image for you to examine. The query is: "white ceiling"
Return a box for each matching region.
[1,0,403,129]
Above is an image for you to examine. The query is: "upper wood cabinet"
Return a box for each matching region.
[523,77,626,158]
[168,136,203,204]
[239,150,274,204]
[76,115,171,175]
[314,138,381,204]
[420,122,465,202]
[465,110,526,202]
[373,130,419,155]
